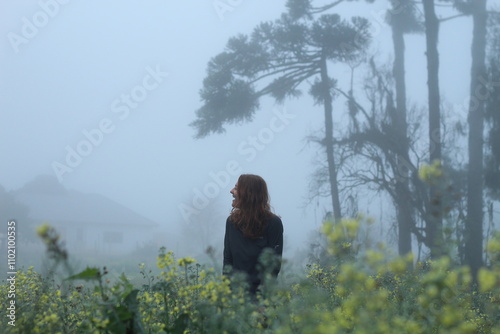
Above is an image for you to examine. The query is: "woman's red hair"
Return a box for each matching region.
[230,174,275,239]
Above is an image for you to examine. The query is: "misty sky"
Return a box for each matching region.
[0,0,488,257]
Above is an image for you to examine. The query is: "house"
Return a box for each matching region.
[13,175,159,256]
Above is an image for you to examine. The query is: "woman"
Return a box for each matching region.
[223,174,284,295]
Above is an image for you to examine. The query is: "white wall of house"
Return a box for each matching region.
[51,222,157,256]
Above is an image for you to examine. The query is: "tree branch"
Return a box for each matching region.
[439,13,468,23]
[311,0,345,14]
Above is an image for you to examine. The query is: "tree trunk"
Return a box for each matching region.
[320,55,342,220]
[465,0,487,279]
[391,7,413,256]
[422,0,444,258]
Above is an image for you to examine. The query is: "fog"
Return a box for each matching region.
[0,0,485,274]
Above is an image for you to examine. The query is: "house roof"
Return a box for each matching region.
[14,175,158,228]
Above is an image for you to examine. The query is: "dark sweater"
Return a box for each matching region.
[223,215,284,294]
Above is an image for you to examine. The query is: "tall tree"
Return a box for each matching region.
[387,0,422,255]
[191,10,371,220]
[485,12,500,199]
[422,0,445,258]
[464,0,488,278]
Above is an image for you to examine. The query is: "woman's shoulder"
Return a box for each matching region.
[225,216,235,228]
[268,214,283,230]
[226,216,237,225]
[269,213,281,221]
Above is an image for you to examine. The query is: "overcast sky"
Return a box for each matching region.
[1,0,492,258]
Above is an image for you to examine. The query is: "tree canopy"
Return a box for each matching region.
[191,12,371,138]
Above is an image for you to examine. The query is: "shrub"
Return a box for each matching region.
[2,222,500,333]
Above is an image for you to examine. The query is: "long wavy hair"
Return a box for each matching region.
[230,174,275,239]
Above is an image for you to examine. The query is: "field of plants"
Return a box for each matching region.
[2,218,500,334]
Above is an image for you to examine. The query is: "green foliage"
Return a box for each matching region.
[3,223,500,333]
[386,0,423,34]
[66,267,101,281]
[286,0,312,20]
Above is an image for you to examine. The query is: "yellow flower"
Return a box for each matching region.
[486,235,500,253]
[36,223,51,237]
[440,306,460,327]
[365,250,384,266]
[426,285,439,298]
[388,257,407,274]
[343,219,359,239]
[365,277,377,291]
[478,268,496,292]
[157,250,175,269]
[177,257,196,267]
[418,160,443,183]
